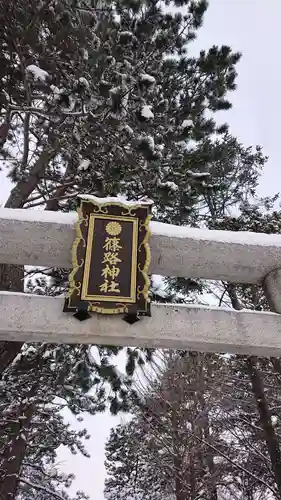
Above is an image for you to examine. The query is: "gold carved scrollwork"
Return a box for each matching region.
[137,215,152,305]
[66,207,87,299]
[66,198,151,315]
[89,302,128,314]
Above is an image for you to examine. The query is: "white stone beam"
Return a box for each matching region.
[1,208,281,284]
[1,292,281,357]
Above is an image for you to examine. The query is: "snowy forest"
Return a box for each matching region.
[1,0,281,499]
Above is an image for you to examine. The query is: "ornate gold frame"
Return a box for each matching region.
[64,198,152,316]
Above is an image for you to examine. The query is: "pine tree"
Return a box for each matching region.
[0,0,245,371]
[105,349,281,500]
[105,352,244,500]
[0,343,102,499]
[104,191,281,500]
[214,205,281,499]
[1,0,241,212]
[163,202,281,498]
[0,0,272,498]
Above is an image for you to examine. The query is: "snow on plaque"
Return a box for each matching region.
[64,196,152,321]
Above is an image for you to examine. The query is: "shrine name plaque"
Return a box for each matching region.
[64,196,152,317]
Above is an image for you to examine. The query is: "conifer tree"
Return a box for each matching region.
[0,0,271,498]
[105,349,281,500]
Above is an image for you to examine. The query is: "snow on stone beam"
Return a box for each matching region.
[1,292,281,356]
[1,208,281,283]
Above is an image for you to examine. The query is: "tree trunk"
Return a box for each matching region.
[227,284,281,498]
[0,264,24,376]
[0,402,34,499]
[0,147,60,495]
[197,354,218,500]
[5,146,58,210]
[0,352,42,499]
[174,454,185,500]
[204,420,218,500]
[246,356,281,498]
[0,145,60,375]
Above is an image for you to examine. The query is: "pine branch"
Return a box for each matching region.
[9,105,89,118]
[193,434,277,497]
[19,477,66,500]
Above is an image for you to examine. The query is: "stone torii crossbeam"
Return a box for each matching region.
[0,207,281,356]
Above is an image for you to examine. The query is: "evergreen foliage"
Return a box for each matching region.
[0,0,278,498]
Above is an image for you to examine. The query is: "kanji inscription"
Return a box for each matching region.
[64,197,152,316]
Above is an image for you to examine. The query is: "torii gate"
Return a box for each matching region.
[0,207,281,357]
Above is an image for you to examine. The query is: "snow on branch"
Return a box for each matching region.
[140,73,156,85]
[9,105,87,118]
[180,119,193,129]
[187,171,210,179]
[158,181,179,192]
[141,105,154,120]
[78,194,153,206]
[19,477,66,500]
[78,159,90,172]
[26,65,49,82]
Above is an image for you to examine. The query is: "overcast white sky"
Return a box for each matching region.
[199,0,281,199]
[1,1,281,499]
